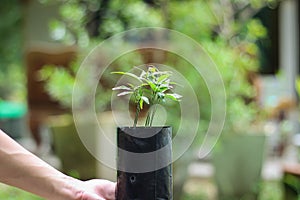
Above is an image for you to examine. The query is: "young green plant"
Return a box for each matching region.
[112,65,182,127]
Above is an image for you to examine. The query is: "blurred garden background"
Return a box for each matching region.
[0,0,299,199]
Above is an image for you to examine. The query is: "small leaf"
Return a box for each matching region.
[135,83,148,90]
[157,74,171,83]
[141,96,149,104]
[148,66,157,73]
[153,71,171,76]
[112,85,132,91]
[111,71,125,75]
[147,81,157,92]
[139,98,144,109]
[157,92,165,99]
[111,71,142,82]
[172,93,182,99]
[127,83,135,89]
[170,82,183,87]
[140,70,147,78]
[160,79,171,87]
[117,91,133,96]
[157,86,169,93]
[165,93,182,101]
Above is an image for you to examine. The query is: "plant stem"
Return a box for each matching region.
[145,112,150,126]
[134,104,140,127]
[149,105,157,127]
[145,92,157,127]
[149,98,160,127]
[145,106,153,126]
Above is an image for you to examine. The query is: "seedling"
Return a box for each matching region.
[112,65,182,127]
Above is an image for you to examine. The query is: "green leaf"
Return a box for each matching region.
[139,98,144,109]
[157,74,171,84]
[158,86,169,92]
[165,93,182,101]
[170,81,183,87]
[112,85,132,91]
[147,81,158,92]
[172,93,182,99]
[112,66,182,127]
[157,92,165,99]
[160,79,171,87]
[135,83,149,90]
[127,83,134,88]
[139,70,147,78]
[152,71,171,76]
[117,91,133,96]
[148,66,157,73]
[141,96,149,104]
[111,71,142,82]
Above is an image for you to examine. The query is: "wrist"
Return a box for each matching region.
[50,175,83,200]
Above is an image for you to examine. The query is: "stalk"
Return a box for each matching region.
[134,103,140,127]
[149,105,156,127]
[145,111,151,126]
[149,97,160,127]
[145,91,156,126]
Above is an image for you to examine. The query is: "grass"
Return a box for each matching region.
[0,183,42,200]
[0,180,283,200]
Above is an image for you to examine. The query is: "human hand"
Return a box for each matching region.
[0,129,116,200]
[75,179,116,200]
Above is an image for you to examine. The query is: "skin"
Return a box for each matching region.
[0,129,116,200]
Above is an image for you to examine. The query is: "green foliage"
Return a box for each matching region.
[39,61,112,111]
[49,1,89,46]
[283,174,300,198]
[112,65,181,127]
[202,38,262,133]
[258,181,283,200]
[0,0,25,101]
[168,1,218,41]
[39,47,144,111]
[41,0,272,135]
[38,65,75,108]
[40,0,164,111]
[246,19,268,41]
[43,0,164,47]
[168,0,271,134]
[101,0,163,38]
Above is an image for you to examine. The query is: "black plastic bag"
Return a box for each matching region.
[116,126,173,200]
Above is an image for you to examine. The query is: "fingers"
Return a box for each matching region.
[81,193,105,200]
[103,182,116,200]
[82,179,116,200]
[96,180,116,200]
